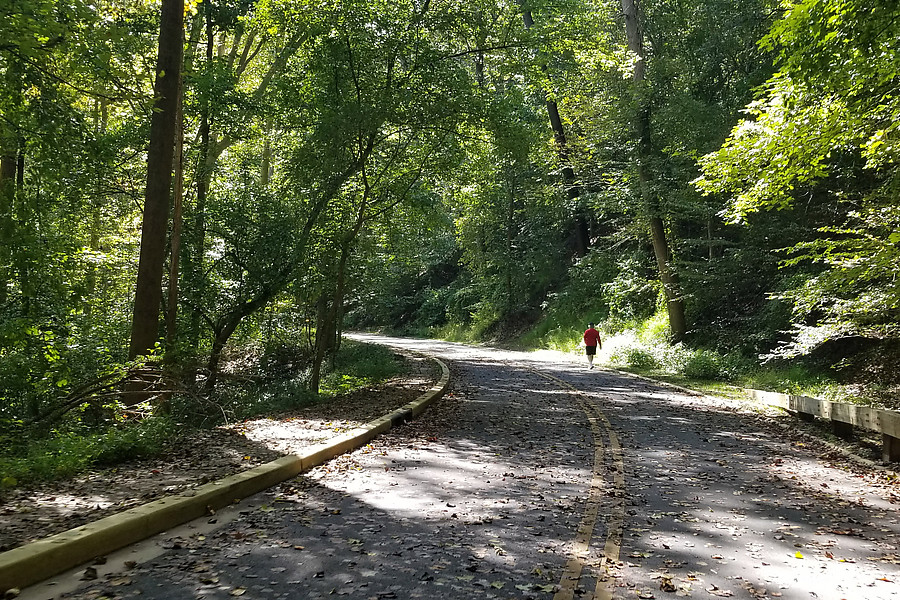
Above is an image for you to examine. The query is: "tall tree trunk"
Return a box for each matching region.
[14,139,24,205]
[621,0,686,342]
[0,125,16,307]
[309,293,330,394]
[86,98,109,314]
[165,84,185,354]
[186,8,215,350]
[129,0,184,359]
[505,174,515,315]
[521,7,589,256]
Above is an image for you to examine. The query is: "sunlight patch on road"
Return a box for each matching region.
[230,418,367,455]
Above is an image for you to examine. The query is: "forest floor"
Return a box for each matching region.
[0,353,440,553]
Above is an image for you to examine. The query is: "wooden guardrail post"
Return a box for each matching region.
[885,434,900,463]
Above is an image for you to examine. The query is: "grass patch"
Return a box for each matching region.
[320,341,405,396]
[0,417,177,488]
[431,322,482,344]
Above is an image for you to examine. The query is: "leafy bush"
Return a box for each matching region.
[681,350,723,380]
[609,345,660,370]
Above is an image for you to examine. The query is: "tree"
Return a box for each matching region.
[129,0,184,360]
[696,0,900,352]
[520,3,590,257]
[620,0,686,341]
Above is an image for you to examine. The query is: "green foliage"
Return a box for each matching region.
[609,346,660,371]
[179,339,404,424]
[741,363,830,396]
[4,0,897,450]
[680,349,724,380]
[593,312,754,382]
[325,341,401,390]
[0,417,176,486]
[520,248,658,351]
[695,0,900,356]
[206,381,318,423]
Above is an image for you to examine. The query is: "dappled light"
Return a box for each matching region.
[5,1,900,597]
[10,336,899,600]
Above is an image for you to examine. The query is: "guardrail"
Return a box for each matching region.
[746,389,900,463]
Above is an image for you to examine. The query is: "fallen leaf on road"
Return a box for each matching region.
[707,586,733,597]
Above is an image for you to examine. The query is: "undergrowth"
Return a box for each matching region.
[0,339,405,488]
[0,417,176,488]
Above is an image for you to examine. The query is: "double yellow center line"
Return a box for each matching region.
[529,369,626,600]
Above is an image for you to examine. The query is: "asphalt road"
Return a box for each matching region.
[28,336,900,600]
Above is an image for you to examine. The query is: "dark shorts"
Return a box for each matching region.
[585,345,597,356]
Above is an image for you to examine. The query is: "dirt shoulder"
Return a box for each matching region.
[0,353,440,552]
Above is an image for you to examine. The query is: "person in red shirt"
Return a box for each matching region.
[583,323,601,369]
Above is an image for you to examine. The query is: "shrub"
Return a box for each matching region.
[608,345,660,370]
[681,350,722,380]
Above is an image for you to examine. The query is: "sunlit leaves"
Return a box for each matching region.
[696,0,900,352]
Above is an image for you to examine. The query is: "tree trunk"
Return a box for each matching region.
[186,8,215,351]
[205,320,239,392]
[505,173,515,314]
[165,83,185,354]
[86,98,109,313]
[204,289,272,392]
[309,293,330,394]
[129,0,184,359]
[0,125,16,307]
[621,0,686,342]
[521,7,589,257]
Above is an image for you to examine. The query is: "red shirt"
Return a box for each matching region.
[583,328,600,347]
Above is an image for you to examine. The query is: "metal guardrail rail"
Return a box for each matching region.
[746,389,900,463]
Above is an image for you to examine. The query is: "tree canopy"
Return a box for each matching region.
[2,0,899,445]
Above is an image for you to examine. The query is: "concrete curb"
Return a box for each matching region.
[0,356,450,593]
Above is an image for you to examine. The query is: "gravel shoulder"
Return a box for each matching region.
[0,352,439,552]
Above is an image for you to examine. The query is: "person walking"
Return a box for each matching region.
[583,323,601,369]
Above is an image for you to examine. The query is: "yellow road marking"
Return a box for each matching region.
[527,369,626,599]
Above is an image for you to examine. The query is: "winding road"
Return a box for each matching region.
[29,335,900,600]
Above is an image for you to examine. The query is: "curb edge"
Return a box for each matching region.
[0,355,450,592]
